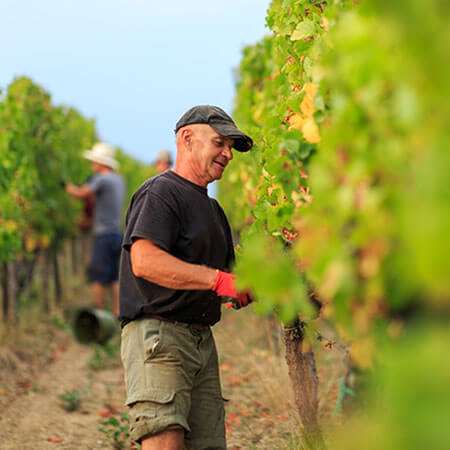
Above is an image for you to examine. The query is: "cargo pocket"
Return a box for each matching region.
[128,389,187,442]
[129,388,176,418]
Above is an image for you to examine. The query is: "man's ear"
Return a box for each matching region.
[181,127,193,150]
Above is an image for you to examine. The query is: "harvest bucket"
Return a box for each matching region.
[72,307,118,344]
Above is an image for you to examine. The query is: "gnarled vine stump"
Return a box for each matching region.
[284,320,326,450]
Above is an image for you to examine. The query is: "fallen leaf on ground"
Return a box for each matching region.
[226,375,244,387]
[57,343,68,352]
[17,381,32,390]
[220,362,232,371]
[277,414,289,421]
[239,406,252,417]
[47,435,64,444]
[226,412,241,426]
[50,350,61,362]
[104,403,119,414]
[97,407,113,418]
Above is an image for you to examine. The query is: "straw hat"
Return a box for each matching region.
[84,143,119,170]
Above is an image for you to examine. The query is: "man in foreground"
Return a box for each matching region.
[119,105,253,450]
[66,142,125,316]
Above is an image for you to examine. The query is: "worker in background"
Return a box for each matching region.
[154,149,173,173]
[66,142,125,316]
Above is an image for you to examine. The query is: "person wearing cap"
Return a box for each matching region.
[119,105,253,450]
[154,149,173,173]
[66,142,125,316]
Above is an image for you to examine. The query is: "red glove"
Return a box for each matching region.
[212,271,252,308]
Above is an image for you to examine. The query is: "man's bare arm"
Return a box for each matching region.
[130,239,217,290]
[66,183,93,199]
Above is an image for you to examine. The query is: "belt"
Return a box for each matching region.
[140,314,210,331]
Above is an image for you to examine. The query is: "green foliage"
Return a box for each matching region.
[50,315,71,333]
[88,339,120,371]
[0,76,152,264]
[0,76,95,261]
[235,231,313,323]
[225,7,449,448]
[59,388,82,412]
[222,0,450,356]
[99,412,139,450]
[331,324,450,450]
[221,0,350,324]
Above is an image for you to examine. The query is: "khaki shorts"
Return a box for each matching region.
[120,318,226,450]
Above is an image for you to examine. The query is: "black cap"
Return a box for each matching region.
[174,105,253,152]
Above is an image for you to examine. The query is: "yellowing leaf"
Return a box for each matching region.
[40,235,51,249]
[291,190,302,202]
[300,83,318,117]
[4,220,18,232]
[320,17,330,32]
[350,337,375,369]
[319,260,346,300]
[267,184,278,196]
[252,105,264,123]
[288,112,305,131]
[302,118,321,143]
[24,236,37,252]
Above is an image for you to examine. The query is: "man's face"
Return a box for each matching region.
[156,160,170,173]
[187,125,234,185]
[91,161,111,173]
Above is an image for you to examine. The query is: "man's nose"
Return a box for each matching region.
[222,145,233,161]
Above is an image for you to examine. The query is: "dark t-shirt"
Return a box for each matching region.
[118,170,235,326]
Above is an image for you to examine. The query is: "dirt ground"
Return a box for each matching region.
[0,307,344,450]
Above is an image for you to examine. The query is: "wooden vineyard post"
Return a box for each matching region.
[41,249,51,313]
[52,246,63,306]
[1,261,18,323]
[9,262,18,321]
[63,240,73,299]
[70,237,78,275]
[284,319,326,450]
[1,262,9,322]
[15,254,38,301]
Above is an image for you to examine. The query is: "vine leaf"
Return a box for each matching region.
[302,118,321,143]
[291,20,315,41]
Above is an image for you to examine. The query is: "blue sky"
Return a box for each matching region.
[1,0,270,163]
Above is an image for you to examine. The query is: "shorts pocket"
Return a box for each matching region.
[128,389,191,442]
[143,321,182,368]
[128,389,176,440]
[124,360,181,406]
[143,359,184,394]
[129,388,176,414]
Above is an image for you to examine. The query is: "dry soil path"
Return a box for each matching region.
[0,337,125,450]
[0,309,319,449]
